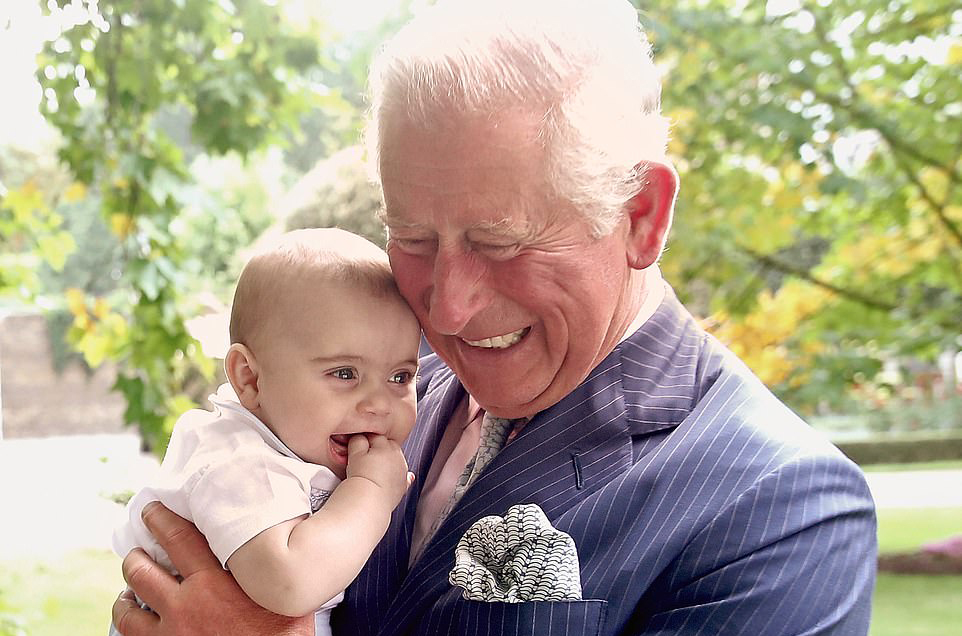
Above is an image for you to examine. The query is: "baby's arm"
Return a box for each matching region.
[225,434,412,617]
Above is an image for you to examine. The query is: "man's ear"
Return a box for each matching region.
[224,343,261,411]
[625,161,678,270]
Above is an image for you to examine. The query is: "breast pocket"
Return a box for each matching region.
[449,598,608,636]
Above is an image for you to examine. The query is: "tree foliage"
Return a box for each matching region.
[0,181,77,301]
[36,0,325,453]
[643,0,961,412]
[26,0,961,445]
[279,145,385,247]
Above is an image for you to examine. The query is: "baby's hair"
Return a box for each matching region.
[229,228,399,347]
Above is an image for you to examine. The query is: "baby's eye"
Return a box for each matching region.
[331,368,358,381]
[390,370,414,384]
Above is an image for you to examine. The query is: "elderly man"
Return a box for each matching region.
[113,1,876,634]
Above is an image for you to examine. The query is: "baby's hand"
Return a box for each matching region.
[346,434,413,505]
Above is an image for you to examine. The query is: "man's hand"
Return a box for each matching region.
[111,502,314,636]
[346,433,414,504]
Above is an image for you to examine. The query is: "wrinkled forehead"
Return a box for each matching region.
[379,104,544,157]
[379,109,548,193]
[378,118,558,226]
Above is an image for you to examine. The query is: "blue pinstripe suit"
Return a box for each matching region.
[334,287,876,635]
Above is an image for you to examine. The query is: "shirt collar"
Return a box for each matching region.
[619,266,666,344]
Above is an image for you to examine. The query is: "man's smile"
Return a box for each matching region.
[462,327,530,349]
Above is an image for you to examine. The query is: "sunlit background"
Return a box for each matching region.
[1,1,960,634]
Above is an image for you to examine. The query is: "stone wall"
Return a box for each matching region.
[0,312,126,438]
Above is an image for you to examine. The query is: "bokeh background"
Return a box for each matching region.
[1,1,960,634]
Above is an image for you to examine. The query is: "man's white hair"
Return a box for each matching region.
[367,0,670,236]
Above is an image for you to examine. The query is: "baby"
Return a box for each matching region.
[112,228,422,636]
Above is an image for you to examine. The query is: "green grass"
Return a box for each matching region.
[1,513,961,636]
[862,459,962,472]
[0,550,122,636]
[870,574,962,636]
[876,507,962,554]
[871,506,962,635]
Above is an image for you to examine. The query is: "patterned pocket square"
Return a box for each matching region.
[449,503,582,603]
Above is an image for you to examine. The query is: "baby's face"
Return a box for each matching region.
[252,281,421,478]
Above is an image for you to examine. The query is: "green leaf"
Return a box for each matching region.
[36,232,77,271]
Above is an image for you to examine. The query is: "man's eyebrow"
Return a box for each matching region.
[381,215,423,229]
[383,214,524,233]
[468,217,531,235]
[380,206,425,228]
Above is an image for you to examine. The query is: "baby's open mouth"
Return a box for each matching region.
[329,434,352,463]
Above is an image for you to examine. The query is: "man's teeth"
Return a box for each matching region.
[464,328,527,349]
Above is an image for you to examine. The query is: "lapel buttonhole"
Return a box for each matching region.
[571,452,585,489]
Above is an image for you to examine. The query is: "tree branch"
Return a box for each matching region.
[738,244,898,312]
[749,9,960,183]
[105,10,121,130]
[810,18,962,255]
[738,244,962,334]
[786,73,959,182]
[892,153,962,252]
[858,6,955,42]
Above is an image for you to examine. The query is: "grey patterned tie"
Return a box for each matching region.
[423,413,518,547]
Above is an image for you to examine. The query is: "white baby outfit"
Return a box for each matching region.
[112,384,343,636]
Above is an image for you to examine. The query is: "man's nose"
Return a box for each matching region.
[427,247,488,335]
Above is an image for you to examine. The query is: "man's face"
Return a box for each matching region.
[379,114,639,418]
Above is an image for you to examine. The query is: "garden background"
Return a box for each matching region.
[1,0,960,634]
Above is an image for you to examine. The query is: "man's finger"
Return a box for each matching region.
[112,584,160,636]
[122,548,178,615]
[142,502,220,578]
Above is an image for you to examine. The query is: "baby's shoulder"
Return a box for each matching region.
[163,406,266,471]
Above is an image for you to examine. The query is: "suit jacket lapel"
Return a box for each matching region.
[400,364,466,551]
[376,351,636,636]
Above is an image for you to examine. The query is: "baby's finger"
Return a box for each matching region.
[347,433,371,456]
[407,471,416,487]
[365,433,390,448]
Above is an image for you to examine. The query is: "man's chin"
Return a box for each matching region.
[464,379,555,419]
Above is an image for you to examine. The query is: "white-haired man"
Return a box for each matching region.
[113,1,876,635]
